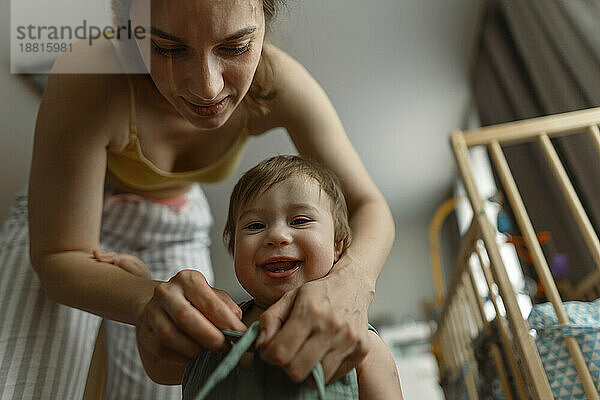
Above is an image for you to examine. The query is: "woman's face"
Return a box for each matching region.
[131,0,265,130]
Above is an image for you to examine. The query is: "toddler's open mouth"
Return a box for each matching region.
[264,260,299,272]
[260,260,301,278]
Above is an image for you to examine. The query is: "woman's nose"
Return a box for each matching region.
[187,54,224,102]
[264,226,292,247]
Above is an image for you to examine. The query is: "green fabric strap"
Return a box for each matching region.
[192,321,327,400]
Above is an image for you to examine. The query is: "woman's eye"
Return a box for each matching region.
[151,40,185,57]
[291,217,311,226]
[220,43,250,56]
[244,222,265,230]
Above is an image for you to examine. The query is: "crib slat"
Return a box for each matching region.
[475,246,529,400]
[446,302,462,376]
[457,287,477,353]
[488,140,599,400]
[436,220,479,330]
[449,304,465,371]
[538,133,600,272]
[589,125,600,156]
[462,107,600,146]
[449,300,479,400]
[488,140,566,320]
[458,289,480,400]
[446,303,464,390]
[465,270,515,400]
[437,324,449,374]
[463,274,483,332]
[433,233,478,396]
[491,343,514,400]
[458,286,475,338]
[451,132,552,399]
[441,324,456,376]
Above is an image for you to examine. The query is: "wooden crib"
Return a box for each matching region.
[433,107,600,400]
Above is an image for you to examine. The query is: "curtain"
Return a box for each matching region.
[472,0,600,284]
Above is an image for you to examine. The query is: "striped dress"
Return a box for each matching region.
[0,183,214,400]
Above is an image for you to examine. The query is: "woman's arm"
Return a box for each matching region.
[29,44,246,384]
[255,45,395,383]
[28,67,156,325]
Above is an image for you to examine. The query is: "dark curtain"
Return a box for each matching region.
[472,0,600,284]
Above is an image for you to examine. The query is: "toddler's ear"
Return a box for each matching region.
[334,239,345,262]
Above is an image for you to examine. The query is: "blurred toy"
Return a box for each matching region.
[490,192,571,300]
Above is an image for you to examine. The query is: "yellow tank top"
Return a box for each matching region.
[106,40,249,190]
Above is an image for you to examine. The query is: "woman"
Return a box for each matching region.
[0,0,394,398]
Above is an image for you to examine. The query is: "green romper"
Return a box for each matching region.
[182,301,369,400]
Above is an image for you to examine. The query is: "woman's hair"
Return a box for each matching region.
[111,0,285,114]
[223,155,352,255]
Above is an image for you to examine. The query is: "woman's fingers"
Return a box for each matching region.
[138,314,192,364]
[150,270,246,352]
[136,321,189,384]
[135,269,246,383]
[280,331,331,382]
[153,280,227,351]
[144,301,204,358]
[258,288,315,363]
[323,347,368,384]
[259,281,369,383]
[175,270,247,333]
[261,302,350,382]
[317,325,368,383]
[213,288,243,321]
[256,288,297,348]
[281,327,366,384]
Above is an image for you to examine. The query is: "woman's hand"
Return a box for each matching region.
[91,251,247,383]
[257,266,373,384]
[135,270,247,384]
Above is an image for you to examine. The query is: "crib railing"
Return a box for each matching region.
[433,107,600,400]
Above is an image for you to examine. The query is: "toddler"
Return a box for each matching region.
[182,155,402,399]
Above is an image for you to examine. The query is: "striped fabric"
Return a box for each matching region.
[0,183,214,400]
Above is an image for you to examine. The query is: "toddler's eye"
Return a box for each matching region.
[244,222,265,230]
[291,217,312,226]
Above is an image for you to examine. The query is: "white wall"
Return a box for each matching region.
[1,0,480,323]
[0,0,40,219]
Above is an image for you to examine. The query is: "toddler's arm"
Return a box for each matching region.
[356,331,403,400]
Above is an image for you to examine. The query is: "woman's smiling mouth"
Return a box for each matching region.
[182,96,229,117]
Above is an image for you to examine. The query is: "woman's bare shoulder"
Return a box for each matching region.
[247,43,316,134]
[51,37,123,74]
[42,39,131,148]
[262,43,299,66]
[262,43,310,90]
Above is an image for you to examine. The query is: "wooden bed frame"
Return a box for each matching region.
[433,107,600,400]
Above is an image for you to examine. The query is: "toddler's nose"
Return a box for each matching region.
[264,226,292,247]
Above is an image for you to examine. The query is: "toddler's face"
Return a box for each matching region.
[233,175,340,308]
